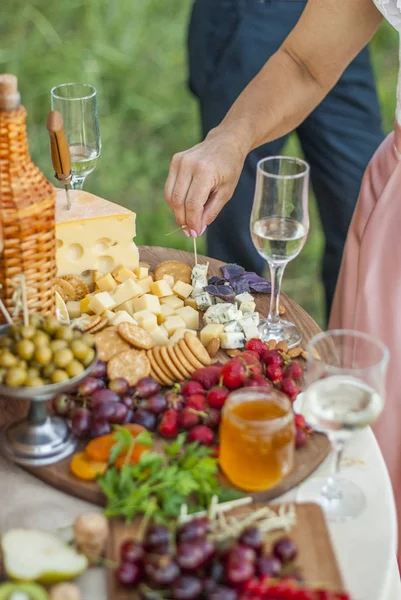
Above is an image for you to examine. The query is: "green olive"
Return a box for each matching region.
[32,331,50,347]
[0,352,18,368]
[17,339,35,360]
[43,316,60,335]
[5,367,27,387]
[26,367,40,379]
[19,325,36,339]
[42,363,56,378]
[53,348,74,368]
[0,368,6,384]
[51,369,69,384]
[81,347,96,367]
[34,346,52,366]
[50,339,68,352]
[80,333,95,347]
[65,360,85,378]
[55,327,74,342]
[25,376,45,387]
[72,329,82,339]
[0,336,12,349]
[70,340,89,361]
[29,314,43,329]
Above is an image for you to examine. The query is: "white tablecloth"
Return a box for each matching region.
[0,427,399,599]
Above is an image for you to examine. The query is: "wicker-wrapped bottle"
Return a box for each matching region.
[0,74,56,321]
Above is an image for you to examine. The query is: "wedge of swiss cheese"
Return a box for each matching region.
[55,189,139,276]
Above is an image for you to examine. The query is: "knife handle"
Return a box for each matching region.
[46,111,71,183]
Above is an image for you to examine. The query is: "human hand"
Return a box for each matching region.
[164,128,247,237]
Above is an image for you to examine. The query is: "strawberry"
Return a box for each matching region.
[262,349,284,367]
[221,359,247,390]
[191,365,222,390]
[265,363,284,383]
[178,407,200,430]
[207,386,229,409]
[245,338,267,358]
[280,377,299,401]
[186,394,207,411]
[244,375,272,389]
[204,408,221,429]
[285,362,303,381]
[158,408,178,438]
[188,425,214,445]
[295,414,307,429]
[295,426,307,448]
[181,380,205,397]
[240,352,263,377]
[242,349,261,362]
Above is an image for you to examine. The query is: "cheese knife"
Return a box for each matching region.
[47,110,72,210]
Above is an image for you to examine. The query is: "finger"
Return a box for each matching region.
[201,188,231,229]
[184,169,217,235]
[169,169,194,228]
[164,154,180,205]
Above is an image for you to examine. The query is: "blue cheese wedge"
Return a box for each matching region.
[224,320,243,333]
[242,325,260,341]
[235,292,254,306]
[239,313,260,329]
[240,300,256,314]
[204,303,242,325]
[191,263,209,295]
[220,331,245,349]
[195,291,214,311]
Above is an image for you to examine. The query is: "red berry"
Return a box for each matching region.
[295,427,308,448]
[248,374,272,389]
[204,408,221,429]
[221,359,247,390]
[280,377,299,400]
[178,407,200,430]
[181,380,204,397]
[191,366,222,390]
[207,386,229,409]
[245,338,267,358]
[158,408,179,438]
[186,394,207,411]
[265,363,284,383]
[262,349,283,367]
[316,591,331,600]
[188,425,214,445]
[295,414,307,429]
[285,362,303,381]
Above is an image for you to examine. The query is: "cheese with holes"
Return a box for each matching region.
[55,189,139,276]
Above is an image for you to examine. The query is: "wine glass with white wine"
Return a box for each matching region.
[51,83,101,190]
[250,156,310,348]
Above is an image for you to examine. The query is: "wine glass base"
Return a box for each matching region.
[297,476,367,522]
[258,319,302,349]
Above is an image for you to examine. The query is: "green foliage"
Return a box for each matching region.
[1,3,397,326]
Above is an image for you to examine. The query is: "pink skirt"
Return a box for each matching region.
[330,123,401,564]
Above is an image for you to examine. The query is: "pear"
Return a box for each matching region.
[0,582,49,600]
[1,530,88,584]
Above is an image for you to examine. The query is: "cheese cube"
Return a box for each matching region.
[96,273,117,292]
[175,306,200,330]
[150,326,170,346]
[173,280,193,300]
[103,309,116,322]
[163,274,175,288]
[133,294,162,315]
[138,276,154,294]
[195,292,213,311]
[80,296,92,314]
[241,301,256,314]
[184,297,198,310]
[88,291,116,315]
[134,266,149,279]
[169,328,197,346]
[114,299,134,316]
[235,292,254,306]
[111,310,137,326]
[113,278,143,305]
[158,304,176,325]
[55,189,139,276]
[160,295,184,310]
[164,315,186,336]
[113,266,137,282]
[134,310,158,332]
[220,331,245,349]
[150,280,173,298]
[94,270,103,282]
[200,324,224,346]
[66,301,81,319]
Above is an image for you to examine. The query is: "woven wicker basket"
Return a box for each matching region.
[0,104,56,322]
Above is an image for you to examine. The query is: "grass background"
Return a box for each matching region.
[1,0,398,326]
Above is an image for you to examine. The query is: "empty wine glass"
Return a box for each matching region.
[250,156,310,348]
[297,329,389,521]
[51,83,101,190]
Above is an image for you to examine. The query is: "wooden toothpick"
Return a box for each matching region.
[20,275,29,327]
[193,237,198,266]
[0,286,13,325]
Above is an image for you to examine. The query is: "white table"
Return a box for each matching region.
[0,427,399,600]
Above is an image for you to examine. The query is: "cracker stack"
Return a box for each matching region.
[0,74,56,322]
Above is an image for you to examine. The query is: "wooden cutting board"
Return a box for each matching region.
[106,502,345,600]
[0,247,329,505]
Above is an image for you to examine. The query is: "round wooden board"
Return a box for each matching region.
[0,246,330,505]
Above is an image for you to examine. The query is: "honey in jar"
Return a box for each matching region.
[219,387,295,492]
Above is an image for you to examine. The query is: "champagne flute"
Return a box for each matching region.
[297,329,389,521]
[250,156,310,348]
[50,83,101,190]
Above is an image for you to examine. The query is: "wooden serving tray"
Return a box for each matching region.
[0,247,330,505]
[106,502,345,600]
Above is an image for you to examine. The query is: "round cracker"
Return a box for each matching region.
[147,349,174,386]
[152,346,177,383]
[54,278,76,301]
[184,332,211,366]
[149,366,164,386]
[173,344,196,377]
[60,275,90,300]
[80,315,101,332]
[160,346,184,382]
[154,260,192,285]
[118,322,155,350]
[88,316,108,334]
[107,349,150,386]
[166,346,192,380]
[93,326,131,362]
[178,339,204,370]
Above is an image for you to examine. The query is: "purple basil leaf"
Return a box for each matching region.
[249,281,272,293]
[233,278,250,294]
[205,285,236,303]
[240,272,267,285]
[208,276,226,286]
[221,263,245,281]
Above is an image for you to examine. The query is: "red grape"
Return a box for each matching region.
[93,401,116,422]
[172,575,202,599]
[78,377,101,397]
[133,409,157,431]
[120,539,144,564]
[71,408,92,438]
[91,418,111,438]
[123,409,135,424]
[121,396,135,410]
[176,541,208,571]
[256,555,282,577]
[177,517,209,543]
[239,527,263,553]
[91,360,107,379]
[209,586,238,600]
[273,537,297,563]
[144,557,180,586]
[116,561,142,587]
[146,393,168,415]
[52,394,72,417]
[109,403,129,425]
[225,558,254,588]
[135,377,160,398]
[144,525,170,553]
[204,408,221,429]
[109,377,130,397]
[91,388,120,407]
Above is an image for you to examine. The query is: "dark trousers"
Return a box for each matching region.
[188,0,384,319]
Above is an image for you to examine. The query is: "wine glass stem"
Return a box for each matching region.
[267,263,285,331]
[321,436,345,501]
[71,176,85,191]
